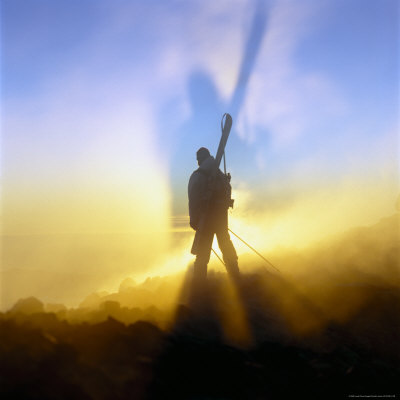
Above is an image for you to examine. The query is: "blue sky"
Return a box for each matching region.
[2,0,399,233]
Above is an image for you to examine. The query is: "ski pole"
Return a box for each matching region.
[228,228,280,273]
[211,248,226,267]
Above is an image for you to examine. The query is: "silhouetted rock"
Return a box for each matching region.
[10,296,44,314]
[100,300,121,314]
[79,292,105,309]
[45,303,67,313]
[119,277,136,292]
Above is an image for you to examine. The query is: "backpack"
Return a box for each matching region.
[211,171,234,209]
[197,168,234,209]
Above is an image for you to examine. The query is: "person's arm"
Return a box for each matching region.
[188,172,203,230]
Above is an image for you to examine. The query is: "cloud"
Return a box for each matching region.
[238,0,347,147]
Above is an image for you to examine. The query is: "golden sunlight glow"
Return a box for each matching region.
[230,176,398,255]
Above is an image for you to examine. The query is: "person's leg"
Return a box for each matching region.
[189,228,214,311]
[193,229,214,283]
[216,222,240,281]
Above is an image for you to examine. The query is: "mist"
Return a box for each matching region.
[3,205,398,332]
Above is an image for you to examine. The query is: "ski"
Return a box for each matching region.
[215,113,233,168]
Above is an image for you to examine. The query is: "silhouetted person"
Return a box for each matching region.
[188,147,240,288]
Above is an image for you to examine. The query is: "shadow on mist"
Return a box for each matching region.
[165,0,269,216]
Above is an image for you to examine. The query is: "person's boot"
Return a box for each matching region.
[226,259,241,284]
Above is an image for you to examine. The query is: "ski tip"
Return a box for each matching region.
[222,113,233,131]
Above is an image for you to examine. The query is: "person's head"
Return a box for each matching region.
[196,147,210,166]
